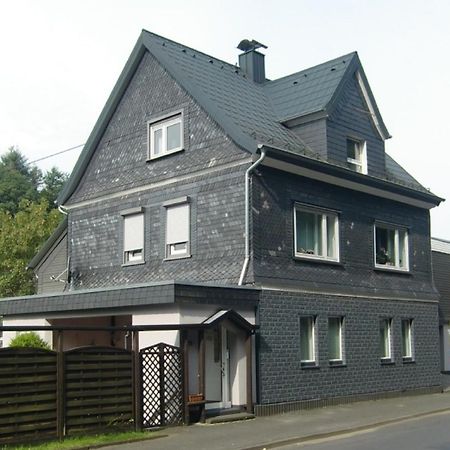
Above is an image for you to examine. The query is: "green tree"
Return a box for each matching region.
[40,167,69,207]
[0,199,61,297]
[9,331,51,350]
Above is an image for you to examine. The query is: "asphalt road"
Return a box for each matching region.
[279,411,450,450]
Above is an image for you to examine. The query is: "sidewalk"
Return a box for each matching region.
[104,391,450,450]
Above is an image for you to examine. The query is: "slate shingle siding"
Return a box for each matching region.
[258,289,441,404]
[252,166,436,300]
[291,119,328,160]
[327,74,386,178]
[432,251,450,321]
[70,165,248,289]
[67,50,248,205]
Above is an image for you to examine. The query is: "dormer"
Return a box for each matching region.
[265,53,390,179]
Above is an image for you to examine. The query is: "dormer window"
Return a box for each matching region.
[346,138,367,174]
[148,112,183,159]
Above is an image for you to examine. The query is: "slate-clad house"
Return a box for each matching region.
[431,238,450,372]
[0,30,444,415]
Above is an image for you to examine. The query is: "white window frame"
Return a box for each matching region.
[122,212,145,265]
[346,138,367,174]
[328,317,343,363]
[374,223,409,271]
[300,316,316,365]
[294,205,340,262]
[165,201,191,260]
[148,113,183,160]
[0,316,3,348]
[402,319,413,359]
[380,318,392,361]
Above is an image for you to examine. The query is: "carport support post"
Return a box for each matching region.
[182,330,190,424]
[246,332,253,413]
[56,331,64,441]
[132,331,142,431]
[198,329,206,423]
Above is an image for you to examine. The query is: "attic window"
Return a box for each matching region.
[148,113,183,160]
[346,138,367,174]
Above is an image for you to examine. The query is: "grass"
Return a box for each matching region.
[1,430,163,450]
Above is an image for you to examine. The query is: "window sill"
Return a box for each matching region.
[164,254,192,262]
[374,266,411,275]
[402,357,415,364]
[147,148,184,161]
[122,260,146,267]
[293,255,343,267]
[380,359,395,366]
[329,361,346,368]
[301,362,319,370]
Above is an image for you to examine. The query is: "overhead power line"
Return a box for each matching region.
[28,143,85,164]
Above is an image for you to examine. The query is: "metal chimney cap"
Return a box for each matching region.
[237,39,268,52]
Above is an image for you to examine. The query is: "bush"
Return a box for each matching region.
[9,331,51,350]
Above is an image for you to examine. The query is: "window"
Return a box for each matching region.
[328,317,343,363]
[294,206,339,261]
[166,203,190,258]
[346,138,367,174]
[0,316,3,348]
[402,319,413,359]
[374,224,409,271]
[148,113,183,159]
[300,316,316,365]
[380,318,392,361]
[123,213,144,264]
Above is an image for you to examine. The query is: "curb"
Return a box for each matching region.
[241,407,450,450]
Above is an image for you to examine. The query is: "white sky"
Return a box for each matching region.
[0,0,449,238]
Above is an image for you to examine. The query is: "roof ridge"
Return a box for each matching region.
[142,28,238,72]
[266,51,357,85]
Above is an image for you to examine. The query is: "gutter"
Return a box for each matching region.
[238,146,267,286]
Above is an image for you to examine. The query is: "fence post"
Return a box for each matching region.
[56,331,65,441]
[132,331,142,431]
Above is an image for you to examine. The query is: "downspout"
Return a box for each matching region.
[58,204,69,216]
[238,146,267,286]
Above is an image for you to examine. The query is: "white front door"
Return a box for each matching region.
[205,326,231,409]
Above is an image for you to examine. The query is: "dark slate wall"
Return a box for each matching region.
[432,251,450,320]
[290,119,327,159]
[252,166,436,300]
[69,164,249,289]
[258,289,440,404]
[67,50,247,205]
[36,234,68,294]
[327,73,386,178]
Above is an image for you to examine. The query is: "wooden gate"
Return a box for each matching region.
[140,343,184,427]
[64,347,133,435]
[0,348,58,445]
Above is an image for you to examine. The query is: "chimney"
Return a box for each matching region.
[237,39,267,83]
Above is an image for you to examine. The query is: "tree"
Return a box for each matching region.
[40,167,69,208]
[0,199,61,297]
[9,331,51,350]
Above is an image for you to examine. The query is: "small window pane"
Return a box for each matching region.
[297,211,316,255]
[399,230,407,268]
[300,316,315,362]
[347,140,357,160]
[375,225,408,270]
[167,122,181,151]
[326,215,336,258]
[328,318,342,360]
[380,319,391,359]
[402,319,412,358]
[153,128,163,155]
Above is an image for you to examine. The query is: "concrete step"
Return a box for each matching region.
[205,412,255,424]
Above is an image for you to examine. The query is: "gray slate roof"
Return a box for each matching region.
[58,29,437,205]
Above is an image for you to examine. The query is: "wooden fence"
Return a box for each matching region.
[0,346,134,446]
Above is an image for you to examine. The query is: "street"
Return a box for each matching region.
[280,411,450,450]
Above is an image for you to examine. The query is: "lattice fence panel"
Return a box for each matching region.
[141,343,183,427]
[64,347,133,435]
[0,348,58,445]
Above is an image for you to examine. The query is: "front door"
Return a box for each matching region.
[205,326,231,409]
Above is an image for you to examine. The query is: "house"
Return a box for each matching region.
[0,30,444,418]
[431,237,450,372]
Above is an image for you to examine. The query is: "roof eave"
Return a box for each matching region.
[259,144,443,207]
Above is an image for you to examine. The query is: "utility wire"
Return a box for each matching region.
[28,143,85,164]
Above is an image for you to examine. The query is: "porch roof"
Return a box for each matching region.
[0,281,259,318]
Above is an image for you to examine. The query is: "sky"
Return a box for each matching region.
[0,0,449,238]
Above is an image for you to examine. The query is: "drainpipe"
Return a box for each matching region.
[58,204,69,215]
[238,146,267,286]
